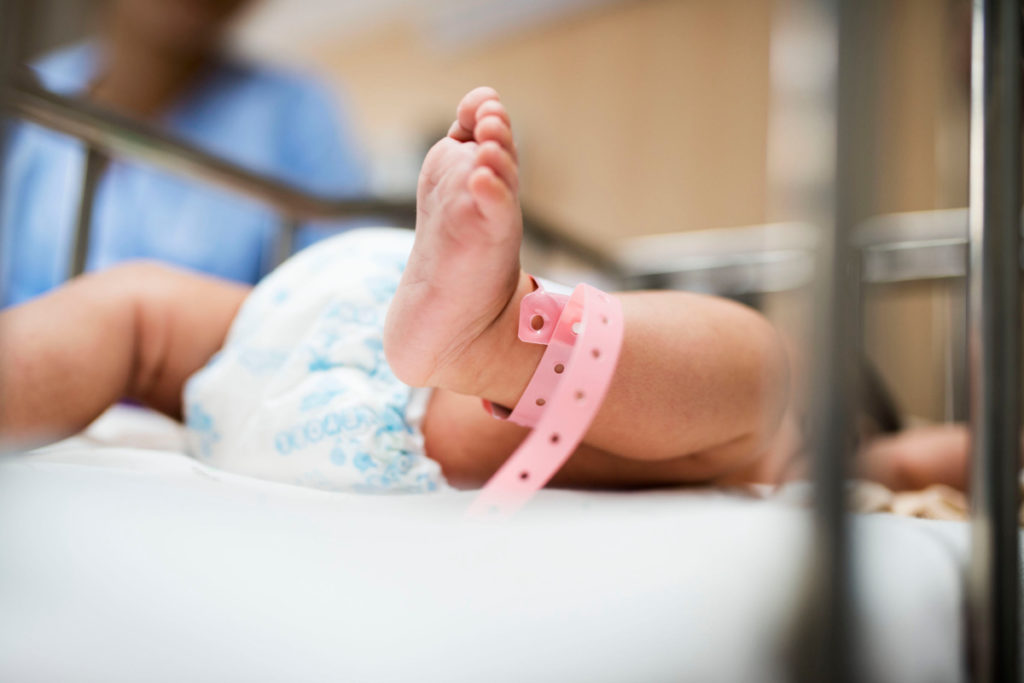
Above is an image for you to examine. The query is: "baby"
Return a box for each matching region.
[0,88,791,492]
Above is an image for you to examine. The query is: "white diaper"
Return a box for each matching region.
[183,228,448,493]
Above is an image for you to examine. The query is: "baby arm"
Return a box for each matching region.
[0,263,248,450]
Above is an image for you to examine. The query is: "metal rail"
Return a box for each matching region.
[967,1,1022,681]
[70,147,106,278]
[12,63,1015,291]
[615,209,1019,295]
[5,76,619,277]
[9,77,417,224]
[0,0,22,308]
[859,209,971,283]
[792,0,880,679]
[615,222,817,295]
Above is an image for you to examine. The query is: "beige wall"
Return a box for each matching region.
[876,0,968,214]
[864,0,969,420]
[310,0,774,248]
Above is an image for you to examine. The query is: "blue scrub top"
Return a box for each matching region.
[1,43,369,306]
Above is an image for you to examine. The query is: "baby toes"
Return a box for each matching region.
[474,113,516,159]
[476,99,511,129]
[475,140,518,192]
[468,165,513,213]
[452,86,501,141]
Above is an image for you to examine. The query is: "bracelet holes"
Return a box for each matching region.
[575,390,585,402]
[519,470,530,480]
[530,315,545,331]
[550,433,560,444]
[535,398,546,407]
[591,348,601,359]
[601,315,609,325]
[554,363,565,374]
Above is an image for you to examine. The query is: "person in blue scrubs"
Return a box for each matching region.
[1,0,368,306]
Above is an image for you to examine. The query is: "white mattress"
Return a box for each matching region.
[0,407,989,682]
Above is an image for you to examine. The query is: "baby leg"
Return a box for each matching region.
[857,424,972,491]
[0,263,248,449]
[386,88,789,486]
[422,389,791,489]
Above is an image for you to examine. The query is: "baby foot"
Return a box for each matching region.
[384,87,530,394]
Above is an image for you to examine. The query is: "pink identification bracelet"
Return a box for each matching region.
[467,277,624,518]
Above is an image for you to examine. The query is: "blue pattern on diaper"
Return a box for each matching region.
[364,274,399,303]
[377,406,413,435]
[353,452,377,472]
[185,402,220,458]
[307,353,341,373]
[238,348,287,374]
[325,301,379,326]
[300,386,345,412]
[182,228,445,494]
[273,406,376,456]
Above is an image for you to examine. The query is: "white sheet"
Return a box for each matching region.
[0,407,981,682]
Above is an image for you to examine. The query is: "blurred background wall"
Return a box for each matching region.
[20,0,974,421]
[242,0,775,247]
[245,0,975,423]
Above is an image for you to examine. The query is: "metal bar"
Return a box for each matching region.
[8,76,410,223]
[804,0,874,672]
[5,77,618,275]
[0,0,27,70]
[967,0,1022,680]
[950,283,969,423]
[275,216,299,269]
[0,0,28,304]
[69,147,106,278]
[617,209,1022,292]
[0,0,19,173]
[788,0,880,680]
